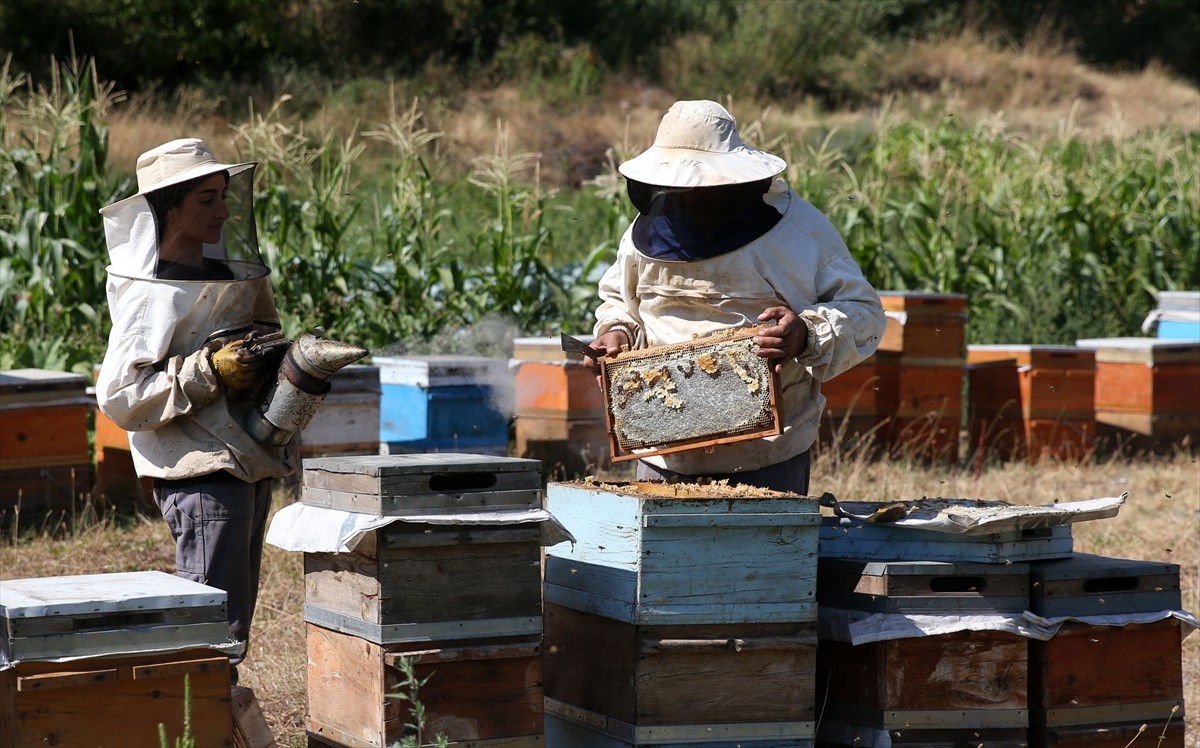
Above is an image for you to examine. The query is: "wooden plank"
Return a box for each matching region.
[3,648,233,747]
[232,686,278,748]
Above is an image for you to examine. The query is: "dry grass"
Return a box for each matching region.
[2,450,1196,746]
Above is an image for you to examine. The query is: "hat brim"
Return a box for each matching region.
[618,145,785,188]
[101,161,256,215]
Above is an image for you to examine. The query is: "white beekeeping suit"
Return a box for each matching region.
[96,138,296,483]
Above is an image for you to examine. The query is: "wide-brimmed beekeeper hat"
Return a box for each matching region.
[102,137,256,214]
[618,100,786,188]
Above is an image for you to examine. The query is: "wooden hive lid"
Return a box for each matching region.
[1075,337,1200,363]
[0,570,225,621]
[374,354,509,387]
[967,344,1095,369]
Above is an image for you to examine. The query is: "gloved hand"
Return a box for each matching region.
[211,339,268,390]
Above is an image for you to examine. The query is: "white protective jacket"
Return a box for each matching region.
[95,192,296,483]
[594,179,886,474]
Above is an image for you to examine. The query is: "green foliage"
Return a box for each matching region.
[386,655,449,748]
[0,55,125,374]
[157,674,195,748]
[3,58,1198,376]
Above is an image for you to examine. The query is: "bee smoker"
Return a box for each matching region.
[244,333,369,446]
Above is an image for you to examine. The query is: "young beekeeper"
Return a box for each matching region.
[96,138,295,684]
[586,100,886,493]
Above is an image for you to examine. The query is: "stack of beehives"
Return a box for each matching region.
[511,335,611,480]
[542,479,821,747]
[815,497,1191,747]
[268,453,563,748]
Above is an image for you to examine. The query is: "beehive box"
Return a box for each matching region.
[303,518,545,643]
[1028,552,1181,618]
[544,481,819,626]
[819,517,1073,563]
[817,558,1030,614]
[819,350,900,451]
[1037,719,1184,748]
[600,328,781,461]
[1074,337,1200,451]
[514,414,610,480]
[306,622,543,748]
[376,355,510,455]
[0,570,229,662]
[967,346,1096,463]
[877,291,969,360]
[544,603,816,747]
[888,359,963,462]
[512,335,611,479]
[817,626,1029,733]
[1027,553,1185,742]
[1144,290,1200,341]
[299,453,542,515]
[1028,619,1185,743]
[0,368,92,513]
[299,364,381,457]
[0,571,234,747]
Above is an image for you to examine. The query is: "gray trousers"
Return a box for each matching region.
[636,449,811,494]
[153,472,272,669]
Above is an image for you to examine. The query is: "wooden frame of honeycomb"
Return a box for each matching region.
[600,327,782,462]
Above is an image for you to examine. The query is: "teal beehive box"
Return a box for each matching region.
[376,355,511,455]
[545,481,820,626]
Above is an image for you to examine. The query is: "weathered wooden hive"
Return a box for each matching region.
[600,328,781,462]
[1026,553,1187,748]
[819,349,900,452]
[293,453,552,748]
[298,363,381,458]
[0,571,234,747]
[511,335,611,480]
[543,479,820,747]
[967,345,1097,464]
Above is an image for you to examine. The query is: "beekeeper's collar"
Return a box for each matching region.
[100,138,268,281]
[618,100,786,188]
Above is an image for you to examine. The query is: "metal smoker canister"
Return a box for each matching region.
[245,334,368,446]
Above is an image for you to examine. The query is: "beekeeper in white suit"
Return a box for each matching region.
[587,100,886,493]
[96,138,296,684]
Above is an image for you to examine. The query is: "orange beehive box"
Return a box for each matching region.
[91,364,154,510]
[0,369,92,513]
[967,346,1096,463]
[513,360,605,418]
[1075,338,1200,451]
[878,291,969,360]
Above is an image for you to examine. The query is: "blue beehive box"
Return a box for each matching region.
[1142,290,1200,340]
[545,480,820,626]
[375,355,511,455]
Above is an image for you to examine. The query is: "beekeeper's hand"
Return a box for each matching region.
[211,340,267,390]
[755,306,808,373]
[585,328,631,373]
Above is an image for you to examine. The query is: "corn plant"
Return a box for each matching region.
[0,54,127,373]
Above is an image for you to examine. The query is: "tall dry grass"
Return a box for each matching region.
[2,450,1196,746]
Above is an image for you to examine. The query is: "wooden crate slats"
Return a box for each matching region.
[303,604,541,644]
[1038,719,1185,748]
[545,701,816,747]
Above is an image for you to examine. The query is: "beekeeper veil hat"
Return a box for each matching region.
[100,138,267,281]
[618,100,786,188]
